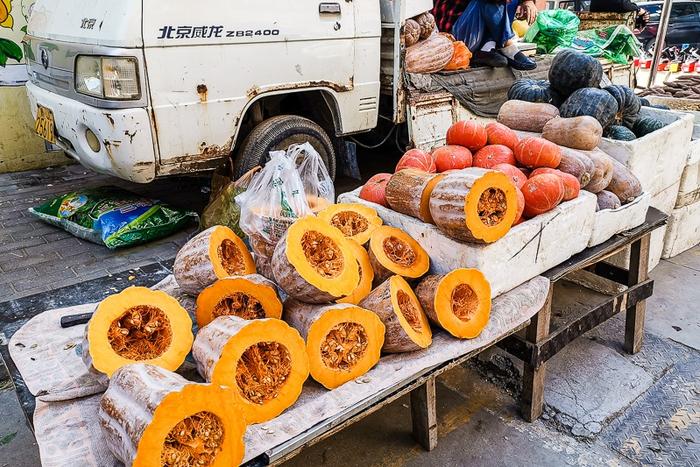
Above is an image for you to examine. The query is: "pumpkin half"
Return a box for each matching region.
[193,316,309,424]
[385,169,446,224]
[195,274,282,328]
[359,276,432,353]
[337,239,374,305]
[272,216,360,303]
[317,203,383,245]
[429,168,518,243]
[174,225,255,295]
[99,364,246,467]
[284,300,385,389]
[415,269,491,338]
[368,225,430,285]
[83,287,193,378]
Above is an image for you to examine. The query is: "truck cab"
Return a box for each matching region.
[25,0,432,182]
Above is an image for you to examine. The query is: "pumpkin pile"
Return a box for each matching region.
[87,186,499,463]
[404,12,472,73]
[505,49,667,141]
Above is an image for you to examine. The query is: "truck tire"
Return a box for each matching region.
[233,115,336,180]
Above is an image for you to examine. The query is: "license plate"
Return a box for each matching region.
[35,105,57,144]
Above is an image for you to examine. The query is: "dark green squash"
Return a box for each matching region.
[639,97,651,107]
[604,85,641,127]
[632,116,666,137]
[560,88,619,129]
[604,125,637,141]
[508,79,553,104]
[639,97,670,110]
[548,49,604,98]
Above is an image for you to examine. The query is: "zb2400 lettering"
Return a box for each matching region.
[227,29,280,37]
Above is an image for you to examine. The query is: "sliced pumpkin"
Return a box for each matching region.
[359,276,432,353]
[385,169,446,224]
[429,168,518,243]
[336,240,374,305]
[99,363,246,467]
[174,225,256,295]
[83,287,193,378]
[284,300,385,389]
[192,316,309,423]
[415,269,491,338]
[195,274,283,328]
[272,216,360,304]
[367,225,430,285]
[317,203,383,245]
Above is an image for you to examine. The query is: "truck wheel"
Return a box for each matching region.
[233,115,336,180]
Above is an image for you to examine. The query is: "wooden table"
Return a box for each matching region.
[0,209,666,465]
[499,207,667,421]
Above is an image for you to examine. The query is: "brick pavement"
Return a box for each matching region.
[0,164,209,302]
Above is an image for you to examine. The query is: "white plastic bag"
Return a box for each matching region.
[288,142,335,212]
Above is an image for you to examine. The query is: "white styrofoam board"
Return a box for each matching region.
[677,140,700,205]
[339,188,597,298]
[589,192,650,247]
[598,107,694,198]
[662,199,700,259]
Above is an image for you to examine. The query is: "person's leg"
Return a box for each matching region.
[496,1,537,70]
[471,0,509,67]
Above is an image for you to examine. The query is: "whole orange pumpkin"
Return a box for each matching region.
[446,121,487,152]
[432,145,472,172]
[359,173,392,207]
[493,163,527,189]
[395,149,436,173]
[486,122,519,150]
[530,168,581,201]
[515,137,562,169]
[473,145,516,169]
[522,173,565,217]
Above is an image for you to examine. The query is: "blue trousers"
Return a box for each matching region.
[453,0,519,52]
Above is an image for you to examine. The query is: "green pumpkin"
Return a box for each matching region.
[508,79,553,104]
[604,125,637,141]
[560,88,619,128]
[548,49,604,98]
[632,117,666,137]
[604,85,641,127]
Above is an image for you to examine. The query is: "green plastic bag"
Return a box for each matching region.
[570,26,642,65]
[30,186,197,248]
[525,10,581,54]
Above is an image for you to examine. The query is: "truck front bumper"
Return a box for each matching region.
[26,81,157,183]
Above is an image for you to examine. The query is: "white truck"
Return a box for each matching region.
[24,0,632,183]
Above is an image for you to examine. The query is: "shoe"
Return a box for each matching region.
[471,50,508,68]
[504,51,537,71]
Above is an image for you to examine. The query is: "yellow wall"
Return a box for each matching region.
[0,86,70,172]
[1,0,70,173]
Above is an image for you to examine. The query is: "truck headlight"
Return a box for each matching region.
[75,56,140,100]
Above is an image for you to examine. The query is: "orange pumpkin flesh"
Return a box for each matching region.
[486,122,519,150]
[284,300,385,389]
[195,274,283,328]
[174,226,256,295]
[192,316,309,424]
[415,269,492,338]
[429,169,519,243]
[522,173,565,217]
[359,173,392,207]
[396,148,436,173]
[515,137,562,169]
[359,275,432,353]
[367,226,430,284]
[317,203,383,245]
[446,121,488,151]
[385,169,446,223]
[432,145,473,172]
[473,145,516,169]
[337,239,374,305]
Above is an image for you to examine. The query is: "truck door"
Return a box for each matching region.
[142,1,356,170]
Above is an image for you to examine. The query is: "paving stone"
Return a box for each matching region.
[0,237,46,255]
[0,251,61,273]
[646,254,700,351]
[545,337,655,437]
[602,354,700,466]
[0,267,37,286]
[33,237,84,257]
